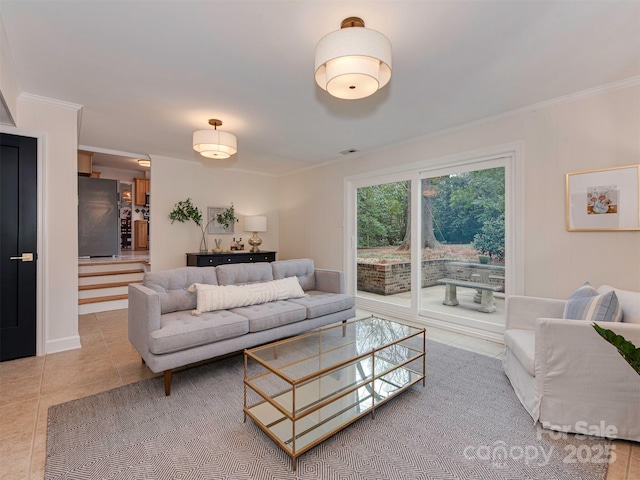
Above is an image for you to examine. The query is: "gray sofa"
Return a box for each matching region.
[128,258,355,395]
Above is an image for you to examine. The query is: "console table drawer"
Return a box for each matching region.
[186,251,277,267]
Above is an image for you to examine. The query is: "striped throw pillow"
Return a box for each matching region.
[563,289,623,322]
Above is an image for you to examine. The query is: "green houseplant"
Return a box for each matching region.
[169,199,238,252]
[169,198,209,252]
[593,323,640,375]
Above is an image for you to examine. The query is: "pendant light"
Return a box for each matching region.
[315,17,392,100]
[193,119,238,159]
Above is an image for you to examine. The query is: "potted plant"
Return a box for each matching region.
[169,199,239,252]
[593,324,640,375]
[168,198,209,252]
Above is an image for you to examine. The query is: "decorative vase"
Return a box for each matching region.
[212,238,223,253]
[479,255,490,264]
[199,231,208,253]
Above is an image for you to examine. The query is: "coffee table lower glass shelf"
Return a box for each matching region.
[243,315,426,471]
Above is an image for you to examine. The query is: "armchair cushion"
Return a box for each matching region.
[503,329,535,376]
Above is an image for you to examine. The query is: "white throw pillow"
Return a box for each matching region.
[188,276,305,315]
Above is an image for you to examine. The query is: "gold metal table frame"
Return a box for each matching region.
[243,315,426,471]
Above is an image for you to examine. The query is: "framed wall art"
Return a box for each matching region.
[566,164,640,231]
[207,206,235,234]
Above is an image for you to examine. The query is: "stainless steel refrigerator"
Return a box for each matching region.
[78,177,119,257]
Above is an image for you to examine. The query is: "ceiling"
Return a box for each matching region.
[1,1,639,175]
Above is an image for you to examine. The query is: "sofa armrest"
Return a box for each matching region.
[314,269,345,294]
[506,295,566,331]
[128,283,162,357]
[534,318,640,432]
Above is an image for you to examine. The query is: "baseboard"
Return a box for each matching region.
[46,335,82,354]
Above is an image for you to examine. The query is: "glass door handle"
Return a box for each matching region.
[9,253,34,262]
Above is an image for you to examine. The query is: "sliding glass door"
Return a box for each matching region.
[350,150,519,336]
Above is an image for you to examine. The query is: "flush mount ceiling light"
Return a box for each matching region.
[315,17,392,100]
[193,119,238,159]
[138,159,151,167]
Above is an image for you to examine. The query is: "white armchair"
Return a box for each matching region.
[503,285,640,441]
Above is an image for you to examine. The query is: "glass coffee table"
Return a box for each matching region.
[243,315,426,471]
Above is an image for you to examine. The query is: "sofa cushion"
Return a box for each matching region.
[563,290,623,322]
[216,262,273,286]
[272,258,316,291]
[598,285,639,324]
[504,329,535,376]
[286,290,355,319]
[231,301,307,333]
[149,310,248,354]
[144,267,218,314]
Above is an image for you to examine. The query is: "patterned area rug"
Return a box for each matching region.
[46,341,611,479]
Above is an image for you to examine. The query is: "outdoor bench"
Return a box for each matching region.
[437,278,502,313]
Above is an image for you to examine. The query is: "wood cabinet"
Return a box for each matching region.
[186,251,276,267]
[134,177,150,205]
[135,220,148,250]
[77,150,93,176]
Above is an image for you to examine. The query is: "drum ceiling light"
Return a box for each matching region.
[193,119,237,159]
[314,17,392,100]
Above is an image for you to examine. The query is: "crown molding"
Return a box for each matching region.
[20,92,83,111]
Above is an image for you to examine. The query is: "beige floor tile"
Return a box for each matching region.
[107,342,141,368]
[0,431,34,474]
[606,453,629,480]
[629,454,640,478]
[94,309,128,324]
[614,440,632,456]
[0,355,45,375]
[630,443,640,460]
[42,343,111,370]
[119,367,160,385]
[0,398,38,438]
[79,330,106,348]
[40,364,120,395]
[0,374,42,407]
[38,376,123,411]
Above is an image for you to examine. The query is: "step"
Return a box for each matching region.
[78,261,148,274]
[79,298,129,315]
[79,272,144,286]
[79,293,128,305]
[78,285,129,300]
[78,280,142,291]
[79,268,145,278]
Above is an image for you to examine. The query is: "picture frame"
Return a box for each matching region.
[565,164,640,231]
[207,207,234,234]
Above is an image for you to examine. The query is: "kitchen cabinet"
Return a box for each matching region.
[186,251,276,267]
[134,177,150,205]
[135,220,148,250]
[78,150,93,176]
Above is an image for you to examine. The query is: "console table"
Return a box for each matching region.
[186,251,277,267]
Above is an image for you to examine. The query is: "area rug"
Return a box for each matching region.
[46,341,610,479]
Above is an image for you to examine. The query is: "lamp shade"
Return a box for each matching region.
[193,129,238,159]
[244,215,267,232]
[315,18,392,100]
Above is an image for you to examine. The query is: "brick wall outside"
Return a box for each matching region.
[357,259,505,295]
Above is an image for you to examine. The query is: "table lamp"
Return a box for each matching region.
[244,216,267,252]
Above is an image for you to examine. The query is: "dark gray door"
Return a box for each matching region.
[78,177,119,256]
[0,133,38,361]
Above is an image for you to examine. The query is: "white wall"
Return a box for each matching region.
[279,84,640,298]
[16,96,82,353]
[149,155,280,272]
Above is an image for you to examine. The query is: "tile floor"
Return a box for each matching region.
[0,309,637,479]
